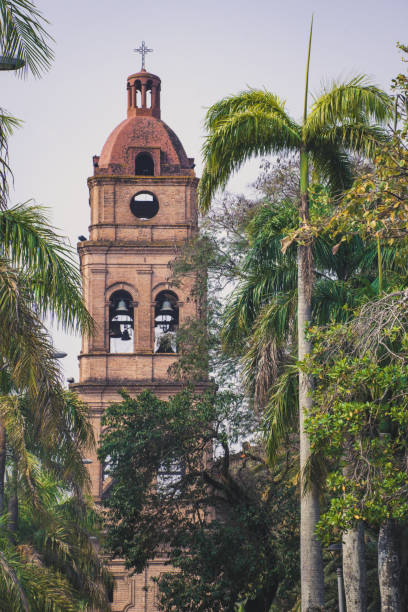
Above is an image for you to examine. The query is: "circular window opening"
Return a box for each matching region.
[130,191,159,220]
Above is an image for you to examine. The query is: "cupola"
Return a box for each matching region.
[127,69,161,119]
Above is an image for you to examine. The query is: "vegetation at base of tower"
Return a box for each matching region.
[99,388,300,612]
[0,388,112,611]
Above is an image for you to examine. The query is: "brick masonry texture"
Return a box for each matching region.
[73,69,201,612]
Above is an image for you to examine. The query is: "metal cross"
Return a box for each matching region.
[133,41,153,71]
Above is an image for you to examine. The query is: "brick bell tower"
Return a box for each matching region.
[72,57,202,611]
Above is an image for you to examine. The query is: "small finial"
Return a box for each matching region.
[133,41,153,71]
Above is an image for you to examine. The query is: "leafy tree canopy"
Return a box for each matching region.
[99,389,300,611]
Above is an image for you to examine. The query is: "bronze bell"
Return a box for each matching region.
[160,300,174,316]
[115,299,129,315]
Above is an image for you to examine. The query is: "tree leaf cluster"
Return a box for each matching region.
[99,389,300,611]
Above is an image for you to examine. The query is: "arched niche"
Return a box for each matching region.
[154,290,179,353]
[109,290,134,353]
[135,152,154,176]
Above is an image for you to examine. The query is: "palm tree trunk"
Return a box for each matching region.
[298,239,324,612]
[0,424,6,515]
[7,458,18,541]
[342,439,366,611]
[343,522,367,612]
[378,520,401,611]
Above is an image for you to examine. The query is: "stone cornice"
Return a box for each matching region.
[70,380,211,397]
[88,222,196,231]
[78,241,187,255]
[87,175,199,188]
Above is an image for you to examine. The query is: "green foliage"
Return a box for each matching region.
[0,0,55,205]
[220,187,405,465]
[0,0,54,78]
[0,203,93,334]
[0,111,20,210]
[16,468,112,611]
[305,292,408,540]
[99,389,300,611]
[199,79,391,212]
[0,389,112,611]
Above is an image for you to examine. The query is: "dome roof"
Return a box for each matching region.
[98,115,191,172]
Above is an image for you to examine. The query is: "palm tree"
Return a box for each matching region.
[222,196,404,611]
[0,203,93,508]
[0,391,112,611]
[199,23,392,609]
[0,204,98,608]
[0,449,112,611]
[0,0,54,206]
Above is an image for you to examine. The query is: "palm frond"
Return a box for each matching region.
[17,470,112,611]
[312,278,355,325]
[305,76,393,136]
[26,391,94,494]
[222,266,297,352]
[0,0,54,78]
[0,257,61,395]
[222,201,298,350]
[312,123,390,162]
[301,447,329,494]
[0,203,93,334]
[0,110,21,209]
[241,291,297,405]
[0,549,30,612]
[0,396,40,509]
[264,364,298,463]
[200,101,300,212]
[205,89,289,130]
[309,141,354,194]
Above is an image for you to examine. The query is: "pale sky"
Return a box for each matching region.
[2,0,407,380]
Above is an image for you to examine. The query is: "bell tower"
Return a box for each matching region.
[73,59,202,611]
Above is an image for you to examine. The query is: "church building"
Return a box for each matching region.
[72,49,202,611]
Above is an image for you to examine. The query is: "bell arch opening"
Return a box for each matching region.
[154,290,179,353]
[135,152,154,176]
[134,80,141,108]
[146,79,152,108]
[109,290,134,353]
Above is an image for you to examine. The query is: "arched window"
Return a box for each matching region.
[109,290,134,353]
[135,152,154,176]
[154,291,179,353]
